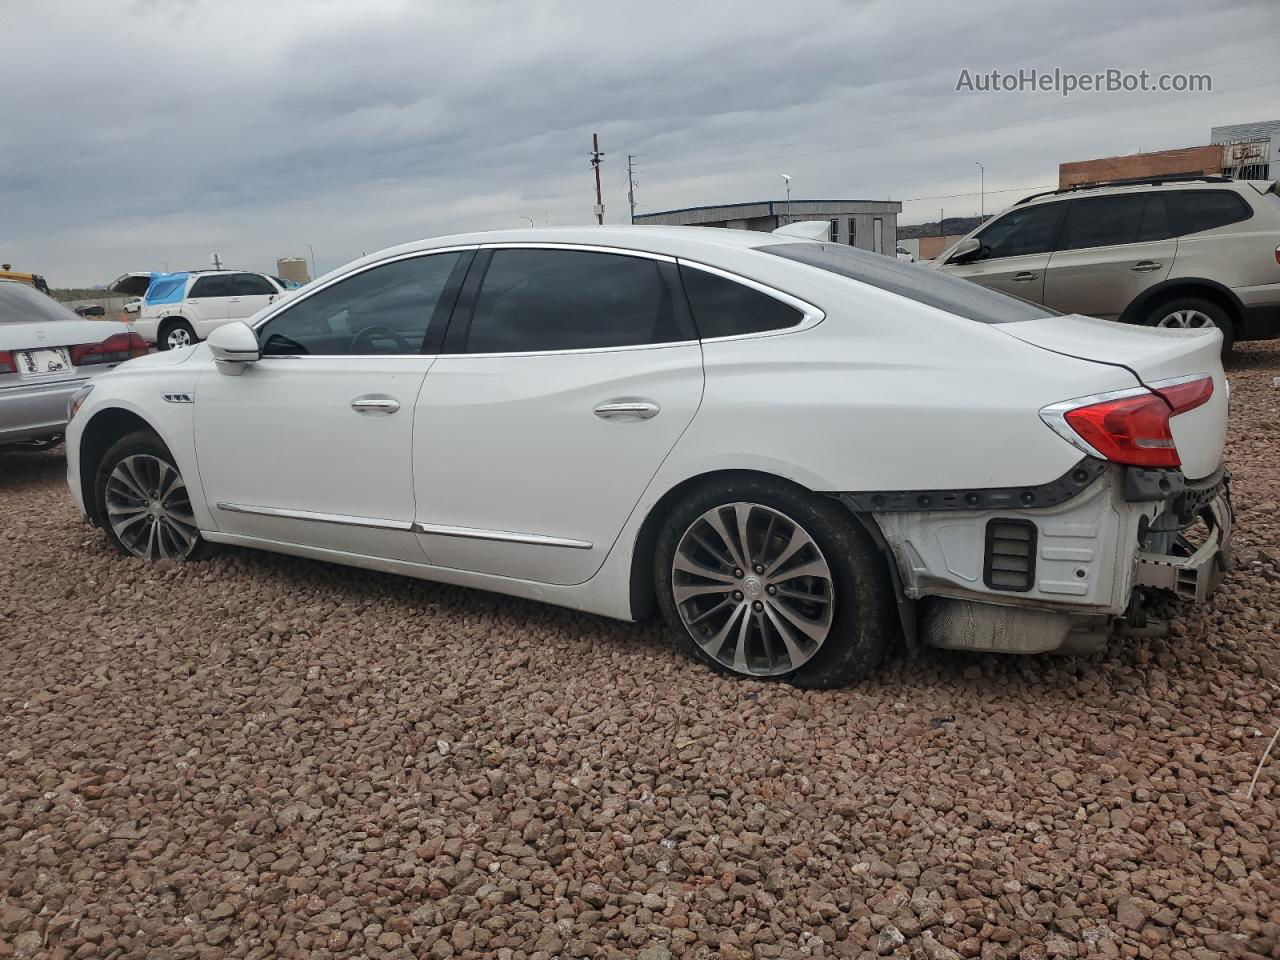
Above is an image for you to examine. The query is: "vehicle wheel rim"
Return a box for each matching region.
[105,454,200,559]
[672,502,835,677]
[1156,309,1215,330]
[167,328,192,348]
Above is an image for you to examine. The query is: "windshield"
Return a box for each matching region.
[0,282,81,324]
[758,242,1056,323]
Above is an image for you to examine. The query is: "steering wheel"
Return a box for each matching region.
[350,325,412,354]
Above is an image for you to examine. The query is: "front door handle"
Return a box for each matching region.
[594,400,660,420]
[1011,271,1039,282]
[351,395,400,415]
[1131,261,1163,272]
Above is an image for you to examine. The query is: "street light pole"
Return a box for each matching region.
[974,162,985,218]
[301,242,316,281]
[781,173,792,224]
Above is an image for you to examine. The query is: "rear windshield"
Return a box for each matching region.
[758,242,1056,323]
[0,282,80,324]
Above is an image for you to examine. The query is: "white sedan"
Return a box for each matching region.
[65,227,1231,686]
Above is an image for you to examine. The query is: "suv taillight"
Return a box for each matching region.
[70,332,148,366]
[0,350,15,374]
[1042,376,1213,469]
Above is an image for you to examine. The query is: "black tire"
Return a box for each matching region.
[158,319,197,351]
[654,475,897,688]
[94,430,215,561]
[1142,296,1235,356]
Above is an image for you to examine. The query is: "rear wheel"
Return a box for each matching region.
[158,319,196,351]
[654,476,896,688]
[1143,296,1234,356]
[95,431,212,561]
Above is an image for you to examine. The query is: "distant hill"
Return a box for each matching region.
[898,215,986,240]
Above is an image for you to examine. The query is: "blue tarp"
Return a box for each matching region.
[145,272,188,305]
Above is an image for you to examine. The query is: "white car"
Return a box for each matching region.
[123,297,144,314]
[65,227,1231,687]
[132,270,289,351]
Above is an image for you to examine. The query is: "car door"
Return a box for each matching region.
[1042,192,1177,320]
[941,200,1067,303]
[412,245,704,586]
[226,273,282,322]
[184,274,233,336]
[194,249,474,561]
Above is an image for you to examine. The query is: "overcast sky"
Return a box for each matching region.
[2,0,1277,286]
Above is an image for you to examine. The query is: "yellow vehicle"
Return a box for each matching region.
[0,265,50,294]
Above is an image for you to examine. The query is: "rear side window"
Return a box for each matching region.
[189,275,232,298]
[973,202,1066,260]
[679,265,803,338]
[1057,194,1147,250]
[230,273,277,296]
[760,242,1055,324]
[464,249,685,353]
[1167,190,1253,236]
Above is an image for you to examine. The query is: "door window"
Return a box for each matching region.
[679,265,803,338]
[188,275,232,298]
[230,273,278,296]
[257,252,466,356]
[971,202,1066,260]
[1057,194,1148,250]
[462,249,686,353]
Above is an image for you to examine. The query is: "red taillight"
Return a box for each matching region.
[0,350,14,375]
[1274,244,1279,266]
[1151,375,1214,415]
[70,332,148,366]
[1064,392,1181,467]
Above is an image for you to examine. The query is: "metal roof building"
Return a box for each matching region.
[634,199,903,254]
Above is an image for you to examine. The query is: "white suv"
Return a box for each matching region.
[133,271,290,351]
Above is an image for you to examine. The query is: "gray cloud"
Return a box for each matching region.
[2,0,1276,284]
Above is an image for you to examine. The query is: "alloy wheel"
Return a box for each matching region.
[1156,309,1215,330]
[166,327,193,349]
[671,502,835,676]
[105,454,200,559]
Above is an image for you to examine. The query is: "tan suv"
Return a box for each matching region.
[934,176,1280,353]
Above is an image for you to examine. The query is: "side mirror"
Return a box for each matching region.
[947,237,982,264]
[207,321,260,374]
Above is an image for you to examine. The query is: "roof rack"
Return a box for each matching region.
[1015,174,1234,205]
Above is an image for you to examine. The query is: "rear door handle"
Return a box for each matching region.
[351,395,400,415]
[1131,261,1163,272]
[1011,272,1039,282]
[594,400,660,419]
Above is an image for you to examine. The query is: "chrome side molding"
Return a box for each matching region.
[215,502,412,531]
[413,522,593,550]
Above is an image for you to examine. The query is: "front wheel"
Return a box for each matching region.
[159,319,196,351]
[95,431,212,561]
[654,477,896,688]
[1143,297,1234,356]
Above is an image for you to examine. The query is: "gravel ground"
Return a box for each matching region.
[1,346,1278,960]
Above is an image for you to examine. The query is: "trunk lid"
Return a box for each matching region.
[1000,314,1227,479]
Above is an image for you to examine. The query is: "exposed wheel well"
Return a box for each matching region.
[79,408,157,527]
[627,469,908,643]
[1123,282,1242,333]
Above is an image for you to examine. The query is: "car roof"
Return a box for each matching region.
[1018,177,1262,208]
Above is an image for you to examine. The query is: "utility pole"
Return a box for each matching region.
[627,154,637,225]
[590,134,605,225]
[974,162,985,218]
[939,209,945,239]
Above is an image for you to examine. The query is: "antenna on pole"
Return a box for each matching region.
[627,154,637,225]
[590,134,605,225]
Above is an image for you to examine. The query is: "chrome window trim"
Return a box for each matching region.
[1038,385,1152,460]
[216,502,412,531]
[675,258,826,342]
[1147,372,1212,388]
[413,521,593,550]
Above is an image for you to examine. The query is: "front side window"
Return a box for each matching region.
[463,249,683,353]
[189,275,232,298]
[231,273,277,296]
[1057,194,1148,250]
[257,252,465,356]
[971,202,1066,260]
[679,265,803,338]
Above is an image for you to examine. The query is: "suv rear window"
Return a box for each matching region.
[758,242,1055,323]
